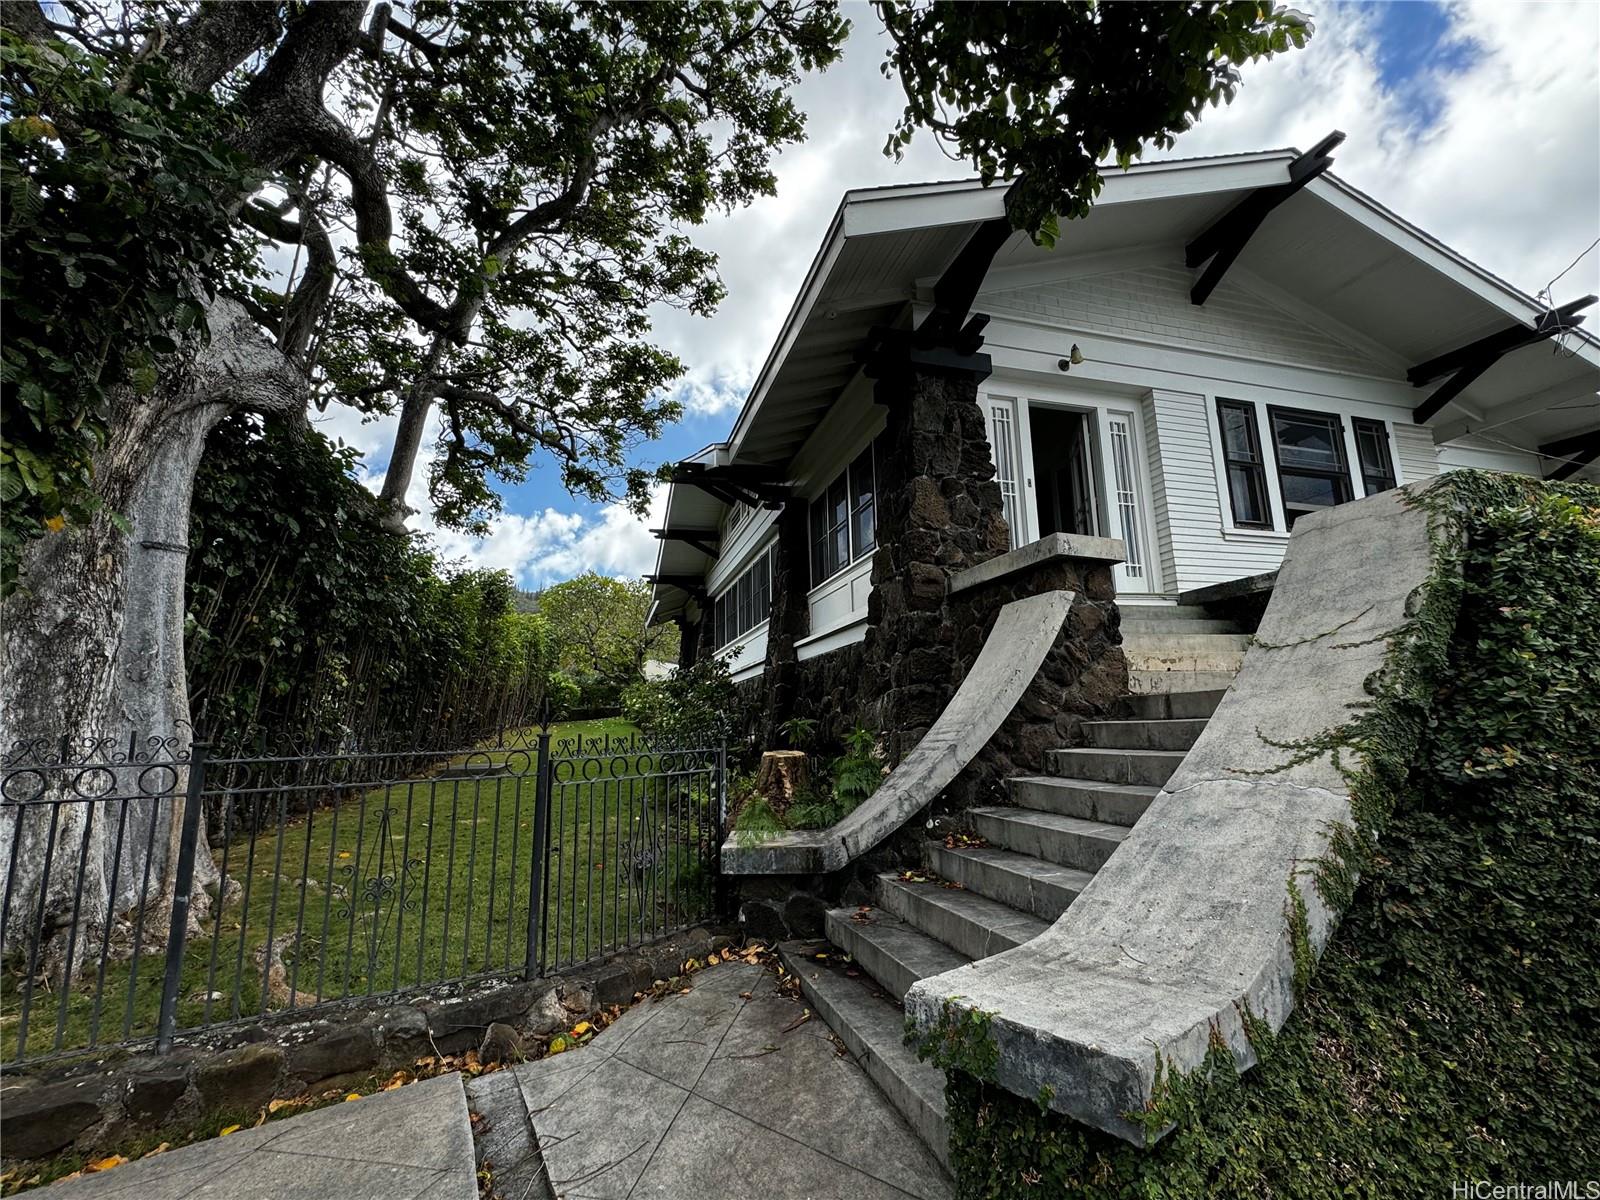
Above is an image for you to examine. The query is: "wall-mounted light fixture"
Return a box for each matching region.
[1057,344,1085,372]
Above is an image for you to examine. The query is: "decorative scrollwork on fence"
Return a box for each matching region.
[335,805,424,973]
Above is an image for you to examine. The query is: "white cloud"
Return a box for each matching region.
[368,409,665,590]
[1162,0,1600,301]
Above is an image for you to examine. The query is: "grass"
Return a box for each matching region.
[1,718,719,1065]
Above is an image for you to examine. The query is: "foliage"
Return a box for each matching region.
[935,473,1600,1197]
[731,724,883,833]
[187,415,550,753]
[534,573,677,711]
[621,656,740,744]
[875,0,1313,242]
[280,0,854,528]
[545,672,582,721]
[0,30,257,594]
[730,780,787,848]
[779,716,819,750]
[832,726,884,808]
[785,725,884,829]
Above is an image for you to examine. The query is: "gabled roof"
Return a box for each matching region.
[648,147,1600,619]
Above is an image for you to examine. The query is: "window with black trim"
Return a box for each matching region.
[1217,399,1272,529]
[1268,405,1352,528]
[713,547,772,649]
[1352,418,1397,496]
[810,441,876,586]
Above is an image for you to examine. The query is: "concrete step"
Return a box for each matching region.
[1130,669,1241,695]
[876,873,1048,961]
[970,808,1129,873]
[1122,631,1250,674]
[1120,689,1228,720]
[1119,617,1242,635]
[1081,717,1207,751]
[1048,746,1186,787]
[825,905,968,1001]
[926,841,1094,921]
[1006,776,1158,827]
[778,941,950,1168]
[1117,603,1213,620]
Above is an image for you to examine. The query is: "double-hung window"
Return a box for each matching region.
[1268,405,1352,528]
[1216,399,1272,528]
[810,442,876,587]
[713,547,772,649]
[1352,418,1397,496]
[1217,400,1398,531]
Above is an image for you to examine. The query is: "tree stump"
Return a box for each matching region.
[755,750,811,817]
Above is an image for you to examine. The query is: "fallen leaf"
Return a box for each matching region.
[267,1099,297,1114]
[86,1156,126,1173]
[219,1125,242,1136]
[739,992,753,1000]
[548,1035,568,1054]
[141,1144,170,1159]
[571,1021,592,1036]
[344,1092,361,1102]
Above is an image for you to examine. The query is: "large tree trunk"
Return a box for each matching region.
[0,297,304,978]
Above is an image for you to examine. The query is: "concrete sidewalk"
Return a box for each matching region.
[38,958,950,1200]
[477,959,952,1200]
[41,1071,476,1199]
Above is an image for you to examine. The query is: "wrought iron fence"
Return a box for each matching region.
[0,727,724,1066]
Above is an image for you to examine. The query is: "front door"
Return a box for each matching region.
[1025,401,1156,594]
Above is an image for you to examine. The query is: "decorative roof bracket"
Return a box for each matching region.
[1185,130,1345,306]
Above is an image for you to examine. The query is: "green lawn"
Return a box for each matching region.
[2,718,719,1063]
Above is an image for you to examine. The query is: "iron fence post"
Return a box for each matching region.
[713,742,730,920]
[156,742,208,1054]
[523,728,553,979]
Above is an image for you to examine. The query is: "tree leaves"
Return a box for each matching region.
[875,1,1315,242]
[0,30,259,594]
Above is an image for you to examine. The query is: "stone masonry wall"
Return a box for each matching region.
[860,354,1011,765]
[0,925,733,1166]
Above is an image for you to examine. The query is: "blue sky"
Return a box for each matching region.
[317,0,1599,590]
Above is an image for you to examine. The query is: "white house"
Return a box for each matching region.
[647,141,1600,686]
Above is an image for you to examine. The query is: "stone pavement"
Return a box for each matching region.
[35,959,950,1200]
[40,1071,476,1199]
[471,959,953,1200]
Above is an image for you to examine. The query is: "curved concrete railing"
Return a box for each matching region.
[906,483,1445,1145]
[721,588,1076,876]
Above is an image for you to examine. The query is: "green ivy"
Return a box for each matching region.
[0,33,259,594]
[938,472,1600,1196]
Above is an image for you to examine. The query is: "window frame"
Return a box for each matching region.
[809,440,878,589]
[1266,403,1354,527]
[712,546,772,650]
[1352,417,1397,496]
[1215,397,1274,530]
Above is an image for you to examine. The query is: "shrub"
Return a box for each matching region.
[622,656,738,744]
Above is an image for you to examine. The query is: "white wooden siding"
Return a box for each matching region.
[725,623,769,682]
[1391,423,1442,483]
[1139,392,1179,589]
[984,265,1373,377]
[1144,389,1289,588]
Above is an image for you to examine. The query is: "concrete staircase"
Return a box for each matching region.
[779,686,1228,1166]
[1119,603,1249,694]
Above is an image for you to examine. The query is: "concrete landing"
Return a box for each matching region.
[42,1071,476,1199]
[496,959,951,1200]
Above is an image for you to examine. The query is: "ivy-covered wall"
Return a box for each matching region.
[929,472,1600,1196]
